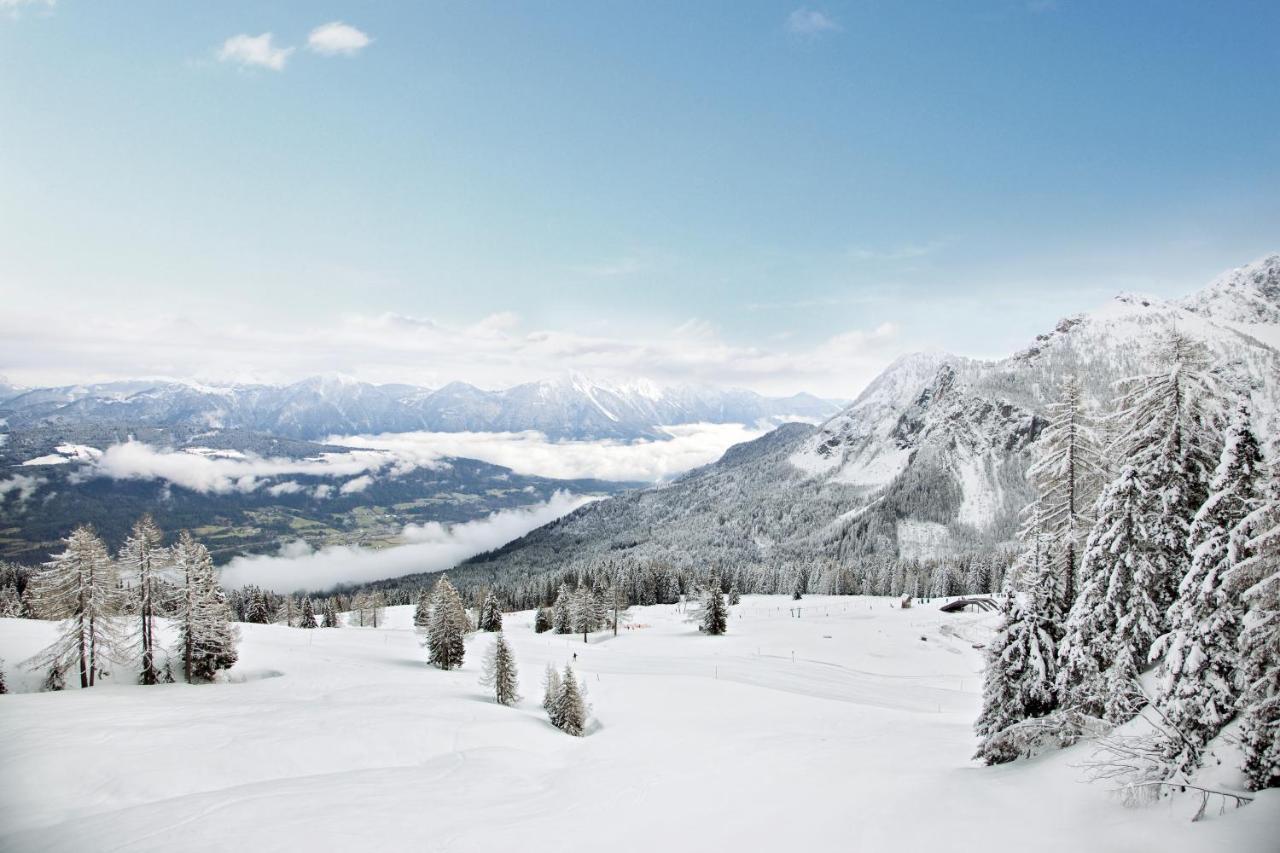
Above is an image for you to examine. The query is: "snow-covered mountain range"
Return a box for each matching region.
[0,374,840,441]
[456,254,1280,579]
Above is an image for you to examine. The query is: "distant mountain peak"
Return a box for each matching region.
[1182,252,1280,326]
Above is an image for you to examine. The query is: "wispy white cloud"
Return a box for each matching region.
[574,256,645,278]
[307,21,372,57]
[786,8,841,37]
[333,423,770,483]
[0,474,44,503]
[218,33,294,71]
[80,441,441,495]
[218,491,594,592]
[338,473,374,494]
[1,0,55,17]
[848,242,946,262]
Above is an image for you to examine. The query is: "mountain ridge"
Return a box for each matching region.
[447,254,1280,585]
[0,374,842,442]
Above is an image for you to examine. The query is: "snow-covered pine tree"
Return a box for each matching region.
[571,582,598,643]
[1228,450,1280,790]
[554,664,587,736]
[534,606,552,634]
[322,600,340,628]
[280,596,300,628]
[592,586,609,632]
[299,596,318,629]
[246,587,270,624]
[42,662,65,691]
[792,574,804,600]
[477,589,503,632]
[173,531,238,683]
[118,515,168,685]
[24,525,122,689]
[542,662,563,726]
[727,583,741,606]
[1111,331,1226,624]
[930,563,955,600]
[0,584,21,618]
[413,588,431,634]
[426,576,467,670]
[479,633,519,706]
[1057,466,1158,721]
[701,573,728,636]
[0,657,6,694]
[1153,404,1264,773]
[972,558,1064,763]
[964,556,991,597]
[1027,377,1104,611]
[552,583,573,634]
[1094,466,1167,721]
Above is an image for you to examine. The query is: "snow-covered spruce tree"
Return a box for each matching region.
[426,576,467,670]
[1228,452,1280,790]
[571,583,600,643]
[1110,331,1226,624]
[1027,377,1104,610]
[42,662,65,692]
[276,596,296,628]
[322,600,340,628]
[542,662,563,726]
[299,597,317,629]
[552,583,573,634]
[727,583,741,606]
[534,606,552,634]
[413,589,430,634]
[1153,405,1264,773]
[479,633,519,706]
[1099,466,1169,721]
[1057,466,1160,721]
[554,664,587,736]
[477,589,503,632]
[592,586,609,632]
[701,573,728,636]
[604,579,629,636]
[246,587,271,624]
[792,574,804,600]
[24,525,122,689]
[118,515,168,685]
[0,584,21,618]
[964,556,991,597]
[974,518,1062,763]
[930,562,955,600]
[173,531,238,683]
[0,657,6,694]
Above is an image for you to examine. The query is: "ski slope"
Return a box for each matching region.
[0,596,1276,852]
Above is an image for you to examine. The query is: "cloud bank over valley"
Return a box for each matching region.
[218,491,594,591]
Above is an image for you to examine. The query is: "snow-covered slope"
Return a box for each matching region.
[2,598,1273,852]
[464,256,1280,572]
[0,374,840,441]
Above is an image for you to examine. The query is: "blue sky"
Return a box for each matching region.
[1,1,1277,396]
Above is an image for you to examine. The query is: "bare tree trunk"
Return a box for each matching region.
[78,613,89,689]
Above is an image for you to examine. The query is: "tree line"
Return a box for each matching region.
[975,332,1280,796]
[17,517,239,689]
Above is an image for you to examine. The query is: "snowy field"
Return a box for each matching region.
[1,595,1276,852]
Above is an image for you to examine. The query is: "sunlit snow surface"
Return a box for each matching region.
[1,597,1276,852]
